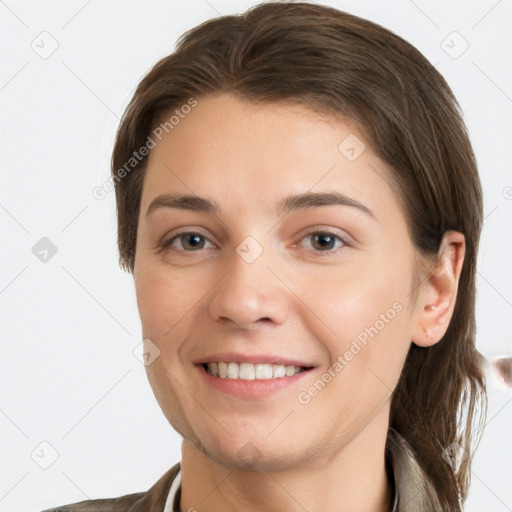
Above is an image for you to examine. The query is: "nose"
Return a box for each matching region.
[208,248,290,330]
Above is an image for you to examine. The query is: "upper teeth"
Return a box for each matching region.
[206,362,303,379]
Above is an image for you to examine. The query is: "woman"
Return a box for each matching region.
[44,1,487,511]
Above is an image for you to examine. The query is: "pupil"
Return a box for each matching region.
[184,234,204,249]
[313,234,334,250]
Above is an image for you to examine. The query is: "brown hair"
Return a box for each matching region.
[111,1,487,509]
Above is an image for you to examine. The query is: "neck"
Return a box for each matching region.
[179,414,393,512]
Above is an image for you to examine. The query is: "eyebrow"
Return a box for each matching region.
[145,191,375,220]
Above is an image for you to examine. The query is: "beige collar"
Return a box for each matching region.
[387,428,447,512]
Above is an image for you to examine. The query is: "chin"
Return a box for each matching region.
[189,433,312,473]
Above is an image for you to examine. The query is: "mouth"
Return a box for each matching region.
[200,361,314,380]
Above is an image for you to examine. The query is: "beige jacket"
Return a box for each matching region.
[42,428,445,511]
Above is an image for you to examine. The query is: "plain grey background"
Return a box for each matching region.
[1,1,511,511]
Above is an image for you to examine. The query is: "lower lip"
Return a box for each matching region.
[197,364,314,399]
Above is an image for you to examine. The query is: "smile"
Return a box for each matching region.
[203,361,309,379]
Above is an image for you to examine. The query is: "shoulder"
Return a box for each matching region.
[41,492,145,512]
[41,462,181,512]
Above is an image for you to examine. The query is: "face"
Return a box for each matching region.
[133,92,422,471]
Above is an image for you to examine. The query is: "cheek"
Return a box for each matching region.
[310,254,406,318]
[134,259,216,349]
[134,262,188,337]
[296,251,413,373]
[134,265,166,335]
[292,264,412,428]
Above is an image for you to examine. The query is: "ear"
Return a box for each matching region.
[412,230,466,348]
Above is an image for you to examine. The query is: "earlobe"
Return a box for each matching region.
[412,231,466,348]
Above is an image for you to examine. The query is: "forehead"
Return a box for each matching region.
[142,92,399,222]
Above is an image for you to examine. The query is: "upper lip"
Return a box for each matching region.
[194,352,316,368]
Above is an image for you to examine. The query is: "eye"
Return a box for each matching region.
[298,230,347,252]
[159,231,215,251]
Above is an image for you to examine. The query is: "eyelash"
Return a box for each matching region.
[157,229,349,254]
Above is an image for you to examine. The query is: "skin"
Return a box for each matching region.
[133,92,465,512]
